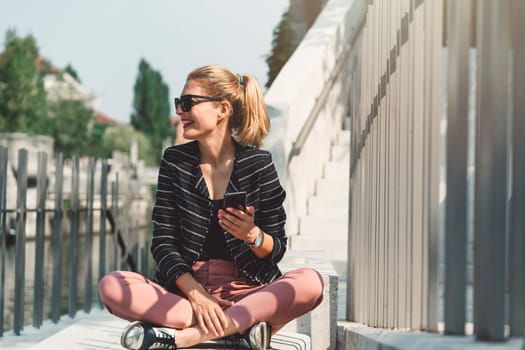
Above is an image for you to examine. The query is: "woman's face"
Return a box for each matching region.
[176,80,226,141]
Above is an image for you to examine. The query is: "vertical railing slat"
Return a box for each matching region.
[84,158,95,312]
[397,1,410,329]
[33,152,47,328]
[68,157,80,318]
[401,0,412,329]
[385,0,392,328]
[509,0,525,337]
[51,154,64,323]
[98,160,108,305]
[444,0,471,335]
[112,176,119,271]
[13,149,28,335]
[410,0,425,329]
[391,2,401,329]
[380,0,388,328]
[0,146,8,336]
[474,0,510,341]
[424,0,443,333]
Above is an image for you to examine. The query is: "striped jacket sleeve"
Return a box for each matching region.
[256,152,287,263]
[150,149,191,287]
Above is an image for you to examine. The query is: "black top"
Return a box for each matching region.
[198,199,233,261]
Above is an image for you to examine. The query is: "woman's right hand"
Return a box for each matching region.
[175,272,234,336]
[187,288,234,337]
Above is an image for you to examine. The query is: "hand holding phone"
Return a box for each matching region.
[223,191,247,211]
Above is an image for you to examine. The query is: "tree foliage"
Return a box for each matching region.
[0,29,50,133]
[86,121,110,158]
[130,59,172,163]
[265,11,295,89]
[0,29,113,159]
[103,124,157,166]
[0,30,164,164]
[64,63,81,83]
[49,99,94,158]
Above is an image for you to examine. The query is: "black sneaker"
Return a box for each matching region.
[236,321,271,350]
[120,321,176,349]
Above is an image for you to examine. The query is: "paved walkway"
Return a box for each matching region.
[1,308,311,350]
[1,309,125,349]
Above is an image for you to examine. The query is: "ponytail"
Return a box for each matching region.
[235,74,269,147]
[187,65,270,147]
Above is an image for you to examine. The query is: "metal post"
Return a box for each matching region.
[98,160,108,306]
[0,146,7,336]
[410,0,425,329]
[425,0,443,333]
[51,154,64,323]
[33,152,47,328]
[391,1,401,329]
[474,0,510,341]
[13,149,28,335]
[444,0,471,335]
[68,156,80,318]
[509,0,525,337]
[386,0,394,329]
[84,158,95,312]
[398,2,410,329]
[111,174,119,271]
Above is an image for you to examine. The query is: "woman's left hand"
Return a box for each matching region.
[218,206,259,243]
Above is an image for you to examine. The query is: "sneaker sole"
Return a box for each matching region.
[120,321,145,349]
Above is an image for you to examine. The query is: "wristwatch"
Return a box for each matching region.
[247,228,264,248]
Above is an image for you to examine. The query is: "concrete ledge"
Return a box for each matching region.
[337,322,525,350]
[279,250,339,350]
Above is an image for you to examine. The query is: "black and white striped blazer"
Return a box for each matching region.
[151,139,287,291]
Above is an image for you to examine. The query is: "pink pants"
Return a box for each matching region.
[98,259,324,333]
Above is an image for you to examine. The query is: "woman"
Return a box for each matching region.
[98,65,324,350]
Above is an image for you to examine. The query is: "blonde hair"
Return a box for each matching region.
[187,65,270,147]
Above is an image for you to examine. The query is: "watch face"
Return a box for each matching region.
[254,232,263,247]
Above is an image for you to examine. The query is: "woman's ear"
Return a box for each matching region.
[218,101,232,120]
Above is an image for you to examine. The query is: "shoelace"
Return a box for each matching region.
[152,328,175,349]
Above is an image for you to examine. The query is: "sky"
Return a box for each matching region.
[1,0,289,123]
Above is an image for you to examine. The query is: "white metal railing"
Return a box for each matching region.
[0,147,151,336]
[347,0,525,343]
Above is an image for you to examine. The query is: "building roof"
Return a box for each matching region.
[95,112,120,126]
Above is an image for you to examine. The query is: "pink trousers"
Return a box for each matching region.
[98,259,324,333]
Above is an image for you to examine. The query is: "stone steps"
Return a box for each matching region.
[289,128,350,333]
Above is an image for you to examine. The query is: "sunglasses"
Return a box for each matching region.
[174,94,222,112]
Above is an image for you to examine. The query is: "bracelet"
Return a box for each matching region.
[247,227,264,248]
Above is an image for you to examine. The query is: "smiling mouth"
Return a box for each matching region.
[181,120,193,128]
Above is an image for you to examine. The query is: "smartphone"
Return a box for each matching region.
[223,191,247,210]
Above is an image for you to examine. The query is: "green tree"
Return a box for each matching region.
[103,124,157,166]
[64,63,81,83]
[130,59,171,162]
[265,11,295,89]
[0,29,50,133]
[50,99,94,158]
[86,121,110,158]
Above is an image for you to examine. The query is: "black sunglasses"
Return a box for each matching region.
[174,94,222,112]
